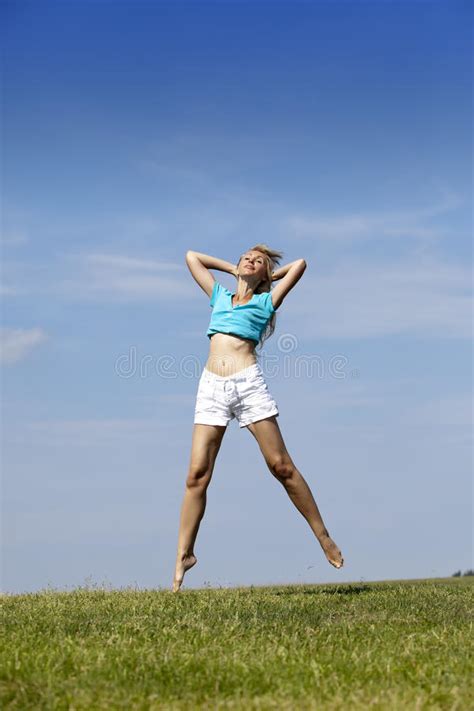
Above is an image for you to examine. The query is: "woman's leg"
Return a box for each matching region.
[173,423,227,592]
[245,416,344,568]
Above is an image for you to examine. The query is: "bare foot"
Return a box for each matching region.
[319,533,344,569]
[172,553,197,592]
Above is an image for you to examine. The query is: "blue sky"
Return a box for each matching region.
[1,0,472,594]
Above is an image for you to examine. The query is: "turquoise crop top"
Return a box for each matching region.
[206,281,276,344]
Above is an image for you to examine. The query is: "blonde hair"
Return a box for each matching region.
[236,243,284,353]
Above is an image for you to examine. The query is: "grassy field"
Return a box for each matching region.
[1,576,472,710]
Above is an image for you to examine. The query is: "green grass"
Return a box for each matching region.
[1,577,473,710]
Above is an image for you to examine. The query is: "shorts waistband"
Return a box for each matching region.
[202,363,261,382]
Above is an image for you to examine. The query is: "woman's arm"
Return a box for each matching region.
[270,259,307,310]
[187,251,238,277]
[271,259,306,282]
[185,250,238,299]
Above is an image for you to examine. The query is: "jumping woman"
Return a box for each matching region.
[172,245,344,592]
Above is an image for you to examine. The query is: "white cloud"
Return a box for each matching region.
[0,285,24,296]
[285,191,464,243]
[156,393,196,405]
[84,254,183,272]
[2,249,199,302]
[55,252,196,301]
[17,417,181,446]
[0,328,48,365]
[285,256,472,339]
[4,508,157,546]
[0,231,28,246]
[401,394,473,428]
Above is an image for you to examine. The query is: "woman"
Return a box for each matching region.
[172,245,344,592]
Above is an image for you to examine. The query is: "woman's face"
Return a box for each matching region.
[238,251,268,282]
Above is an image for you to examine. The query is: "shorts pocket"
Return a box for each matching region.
[247,367,264,383]
[241,373,265,398]
[196,377,217,412]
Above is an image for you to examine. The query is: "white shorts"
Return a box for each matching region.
[194,363,279,429]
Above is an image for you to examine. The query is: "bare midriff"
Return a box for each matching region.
[205,333,257,377]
